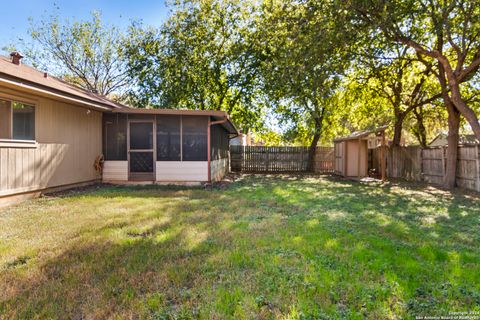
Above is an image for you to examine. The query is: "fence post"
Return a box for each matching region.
[476,144,480,192]
[441,146,446,182]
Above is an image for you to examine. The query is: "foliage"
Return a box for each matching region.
[346,0,480,139]
[259,0,354,148]
[19,11,130,96]
[123,0,266,130]
[1,176,479,318]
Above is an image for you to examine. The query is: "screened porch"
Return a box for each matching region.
[102,110,235,183]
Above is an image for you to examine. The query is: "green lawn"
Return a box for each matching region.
[1,175,479,319]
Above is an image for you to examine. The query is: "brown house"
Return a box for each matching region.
[0,53,237,205]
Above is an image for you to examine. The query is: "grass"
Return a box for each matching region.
[0,175,479,319]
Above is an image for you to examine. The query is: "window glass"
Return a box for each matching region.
[12,102,35,140]
[0,99,11,139]
[182,116,207,161]
[157,115,181,161]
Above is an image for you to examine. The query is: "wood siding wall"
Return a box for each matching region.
[0,88,102,197]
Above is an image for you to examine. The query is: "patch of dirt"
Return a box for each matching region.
[42,183,106,199]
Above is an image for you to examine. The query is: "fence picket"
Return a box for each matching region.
[230,146,334,173]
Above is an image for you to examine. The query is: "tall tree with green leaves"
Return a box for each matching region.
[352,44,441,146]
[260,0,353,170]
[347,0,480,188]
[18,11,129,96]
[124,0,265,130]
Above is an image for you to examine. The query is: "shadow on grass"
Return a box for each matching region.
[1,174,479,319]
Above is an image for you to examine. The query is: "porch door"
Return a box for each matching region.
[128,121,155,180]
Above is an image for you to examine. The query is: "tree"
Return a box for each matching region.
[348,0,480,188]
[260,0,352,170]
[19,11,130,96]
[352,44,441,146]
[123,0,265,130]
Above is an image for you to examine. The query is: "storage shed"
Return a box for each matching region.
[333,126,387,180]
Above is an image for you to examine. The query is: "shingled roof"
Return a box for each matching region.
[0,55,126,110]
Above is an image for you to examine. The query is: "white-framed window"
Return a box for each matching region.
[0,98,35,141]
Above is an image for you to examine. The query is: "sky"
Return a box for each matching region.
[0,0,170,47]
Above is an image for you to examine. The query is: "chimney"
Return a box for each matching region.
[10,52,24,65]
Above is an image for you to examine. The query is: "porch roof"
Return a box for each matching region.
[111,107,238,135]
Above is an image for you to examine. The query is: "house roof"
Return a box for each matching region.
[0,55,127,111]
[0,54,238,135]
[334,126,388,142]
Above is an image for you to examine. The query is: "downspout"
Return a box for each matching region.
[208,117,229,183]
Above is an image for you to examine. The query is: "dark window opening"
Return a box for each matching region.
[103,113,127,160]
[130,122,153,150]
[182,116,208,161]
[156,115,181,161]
[211,124,229,160]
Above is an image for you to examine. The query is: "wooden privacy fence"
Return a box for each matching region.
[372,145,480,192]
[230,146,334,173]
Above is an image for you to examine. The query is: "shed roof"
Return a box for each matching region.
[333,126,388,142]
[429,133,479,147]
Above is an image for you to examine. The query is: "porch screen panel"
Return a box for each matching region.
[103,113,127,160]
[182,116,208,161]
[156,115,181,161]
[130,152,154,173]
[130,122,153,150]
[211,125,229,160]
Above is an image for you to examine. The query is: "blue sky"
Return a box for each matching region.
[0,0,170,46]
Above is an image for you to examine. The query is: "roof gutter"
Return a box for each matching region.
[0,76,114,111]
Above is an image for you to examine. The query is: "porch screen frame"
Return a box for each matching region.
[127,117,156,180]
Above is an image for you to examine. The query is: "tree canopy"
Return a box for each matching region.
[7,0,480,187]
[12,11,130,96]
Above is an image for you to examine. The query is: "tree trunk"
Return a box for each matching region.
[307,115,323,172]
[413,107,428,148]
[307,132,320,172]
[444,100,460,190]
[392,113,405,146]
[440,61,480,140]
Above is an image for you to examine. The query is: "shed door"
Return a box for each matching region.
[128,121,155,180]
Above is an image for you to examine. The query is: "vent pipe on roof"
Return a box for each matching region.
[10,52,24,65]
